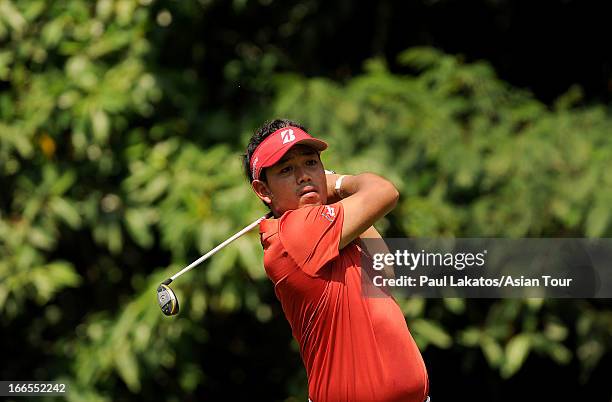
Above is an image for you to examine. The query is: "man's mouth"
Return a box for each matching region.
[298,186,318,197]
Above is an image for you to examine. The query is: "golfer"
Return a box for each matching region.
[244,119,429,402]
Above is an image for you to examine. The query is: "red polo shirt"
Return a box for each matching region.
[259,203,429,402]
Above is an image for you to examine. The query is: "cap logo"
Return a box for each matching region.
[280,129,295,144]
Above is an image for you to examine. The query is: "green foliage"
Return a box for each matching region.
[0,1,610,401]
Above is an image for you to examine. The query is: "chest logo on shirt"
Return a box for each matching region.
[321,205,336,222]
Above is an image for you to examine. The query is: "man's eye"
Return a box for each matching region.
[306,159,318,166]
[280,166,292,173]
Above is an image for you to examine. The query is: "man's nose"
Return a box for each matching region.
[295,166,312,183]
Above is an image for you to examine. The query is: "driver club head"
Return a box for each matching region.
[155,214,268,316]
[157,282,179,316]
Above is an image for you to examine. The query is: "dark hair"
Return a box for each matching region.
[242,119,307,183]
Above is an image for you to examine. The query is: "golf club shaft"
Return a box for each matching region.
[168,214,268,282]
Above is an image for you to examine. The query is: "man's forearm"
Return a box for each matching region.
[326,173,399,205]
[330,172,399,250]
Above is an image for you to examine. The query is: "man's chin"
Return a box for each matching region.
[298,192,322,207]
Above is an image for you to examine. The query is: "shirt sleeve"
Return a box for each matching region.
[278,203,344,277]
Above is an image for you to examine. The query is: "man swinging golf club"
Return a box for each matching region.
[244,119,430,402]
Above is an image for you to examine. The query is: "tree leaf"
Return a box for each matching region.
[501,333,531,378]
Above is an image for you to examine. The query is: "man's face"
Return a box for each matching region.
[252,144,327,217]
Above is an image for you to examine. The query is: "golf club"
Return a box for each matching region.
[157,214,269,316]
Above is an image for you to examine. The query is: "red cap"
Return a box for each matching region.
[250,126,327,181]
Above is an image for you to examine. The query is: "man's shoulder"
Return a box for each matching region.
[259,204,344,248]
[280,203,342,226]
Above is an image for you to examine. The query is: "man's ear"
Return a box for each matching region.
[251,180,272,205]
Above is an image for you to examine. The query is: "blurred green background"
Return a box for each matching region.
[1,0,611,401]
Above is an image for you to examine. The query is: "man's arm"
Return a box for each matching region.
[325,173,399,250]
[359,225,395,279]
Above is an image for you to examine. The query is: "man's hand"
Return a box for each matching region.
[325,172,344,204]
